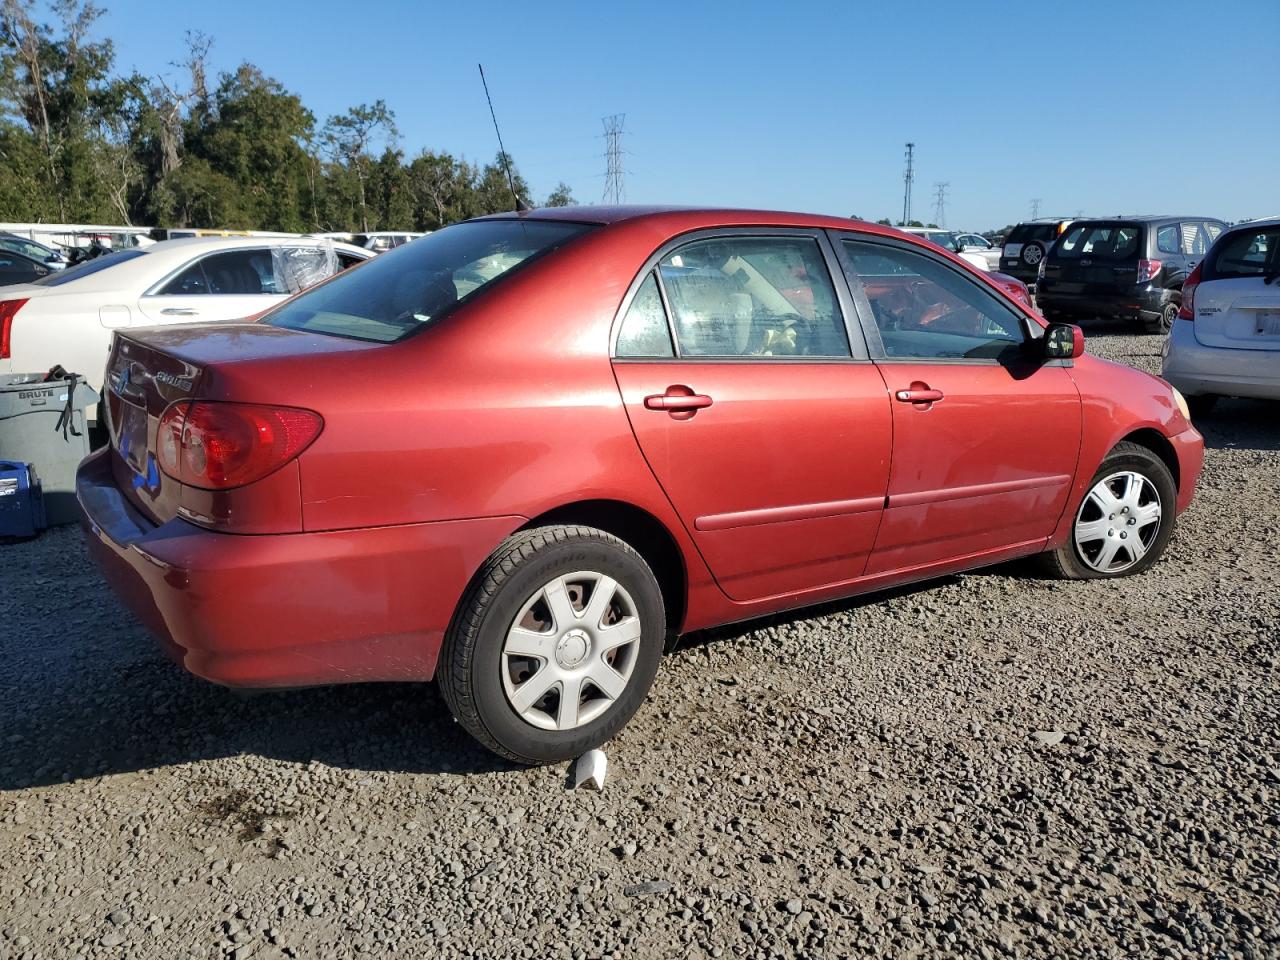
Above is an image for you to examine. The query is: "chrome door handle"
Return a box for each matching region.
[160,308,198,316]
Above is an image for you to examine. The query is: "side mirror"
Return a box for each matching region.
[1044,322,1085,360]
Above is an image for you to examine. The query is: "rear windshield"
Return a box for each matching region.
[264,220,594,343]
[1053,222,1141,260]
[1203,226,1280,281]
[32,248,147,285]
[1007,223,1058,244]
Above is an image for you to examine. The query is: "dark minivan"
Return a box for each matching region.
[1037,216,1227,333]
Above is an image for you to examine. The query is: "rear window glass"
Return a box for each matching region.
[1007,223,1058,244]
[1053,223,1140,260]
[31,249,147,285]
[1204,227,1280,281]
[264,220,594,343]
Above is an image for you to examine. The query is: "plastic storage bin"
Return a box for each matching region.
[0,373,99,526]
[0,460,44,538]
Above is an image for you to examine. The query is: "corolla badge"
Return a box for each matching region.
[154,371,194,391]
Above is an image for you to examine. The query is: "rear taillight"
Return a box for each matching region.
[1178,263,1202,321]
[157,401,322,490]
[0,298,30,359]
[1137,259,1163,284]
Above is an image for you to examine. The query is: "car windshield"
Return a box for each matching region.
[920,231,959,252]
[1053,223,1140,260]
[264,220,594,343]
[0,235,55,260]
[1203,226,1280,281]
[31,248,148,285]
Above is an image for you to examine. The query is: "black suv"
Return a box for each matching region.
[999,218,1076,284]
[1036,216,1227,333]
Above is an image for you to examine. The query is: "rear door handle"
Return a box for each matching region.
[160,308,198,317]
[644,393,714,411]
[895,388,944,403]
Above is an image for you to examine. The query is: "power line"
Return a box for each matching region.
[902,142,915,225]
[932,181,949,228]
[1031,197,1042,219]
[602,114,626,204]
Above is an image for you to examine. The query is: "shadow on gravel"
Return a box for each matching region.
[0,656,514,790]
[1193,399,1280,451]
[673,576,964,653]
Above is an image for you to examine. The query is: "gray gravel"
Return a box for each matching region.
[2,323,1278,959]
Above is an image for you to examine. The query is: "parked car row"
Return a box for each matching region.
[0,236,371,412]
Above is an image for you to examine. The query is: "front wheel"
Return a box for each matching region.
[438,525,666,764]
[1038,442,1177,579]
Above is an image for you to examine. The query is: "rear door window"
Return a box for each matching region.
[1156,225,1181,255]
[1054,224,1140,260]
[657,235,850,358]
[160,250,277,295]
[615,272,675,358]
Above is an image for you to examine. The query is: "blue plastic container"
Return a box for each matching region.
[0,460,44,539]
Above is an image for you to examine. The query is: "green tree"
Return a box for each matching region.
[545,182,574,207]
[322,100,396,231]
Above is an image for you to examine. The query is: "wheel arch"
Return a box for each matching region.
[519,499,687,632]
[1116,427,1180,490]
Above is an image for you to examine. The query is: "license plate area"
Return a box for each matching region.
[1255,310,1280,336]
[117,401,149,475]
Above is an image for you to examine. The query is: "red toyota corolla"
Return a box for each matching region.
[77,207,1204,763]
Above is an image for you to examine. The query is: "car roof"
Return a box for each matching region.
[1067,215,1224,225]
[1225,215,1280,230]
[481,205,961,237]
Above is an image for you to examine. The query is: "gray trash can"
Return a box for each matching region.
[0,373,99,526]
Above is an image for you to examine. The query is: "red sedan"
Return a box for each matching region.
[77,208,1204,763]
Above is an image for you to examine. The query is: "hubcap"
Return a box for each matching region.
[501,571,641,731]
[1074,471,1162,573]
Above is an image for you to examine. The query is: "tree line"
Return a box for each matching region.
[0,0,574,232]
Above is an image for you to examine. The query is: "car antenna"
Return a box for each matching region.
[478,64,530,213]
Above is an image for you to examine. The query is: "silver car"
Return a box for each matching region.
[1162,215,1280,415]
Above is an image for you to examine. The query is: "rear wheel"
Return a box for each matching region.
[1038,442,1176,579]
[438,525,666,764]
[1021,241,1045,268]
[1145,299,1179,334]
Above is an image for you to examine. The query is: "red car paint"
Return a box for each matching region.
[78,207,1203,689]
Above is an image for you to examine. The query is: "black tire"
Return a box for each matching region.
[438,524,666,764]
[1021,241,1045,267]
[1145,298,1179,334]
[1186,394,1217,419]
[1037,441,1177,580]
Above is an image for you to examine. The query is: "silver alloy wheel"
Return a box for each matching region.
[1024,244,1043,265]
[500,571,642,731]
[1074,471,1163,573]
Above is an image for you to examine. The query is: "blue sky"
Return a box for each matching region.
[101,0,1278,230]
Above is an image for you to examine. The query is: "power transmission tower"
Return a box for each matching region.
[932,181,949,228]
[902,142,915,225]
[1031,197,1042,219]
[602,114,626,204]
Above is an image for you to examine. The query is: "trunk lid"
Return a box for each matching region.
[1192,277,1280,350]
[104,321,380,524]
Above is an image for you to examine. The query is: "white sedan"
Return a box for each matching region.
[0,236,370,415]
[899,228,992,272]
[954,233,1003,271]
[1162,216,1280,416]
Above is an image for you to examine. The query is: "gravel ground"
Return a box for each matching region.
[2,323,1278,960]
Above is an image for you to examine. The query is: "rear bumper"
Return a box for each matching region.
[1038,285,1165,320]
[76,449,522,688]
[1161,318,1280,399]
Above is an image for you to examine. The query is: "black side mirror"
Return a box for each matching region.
[1044,322,1084,360]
